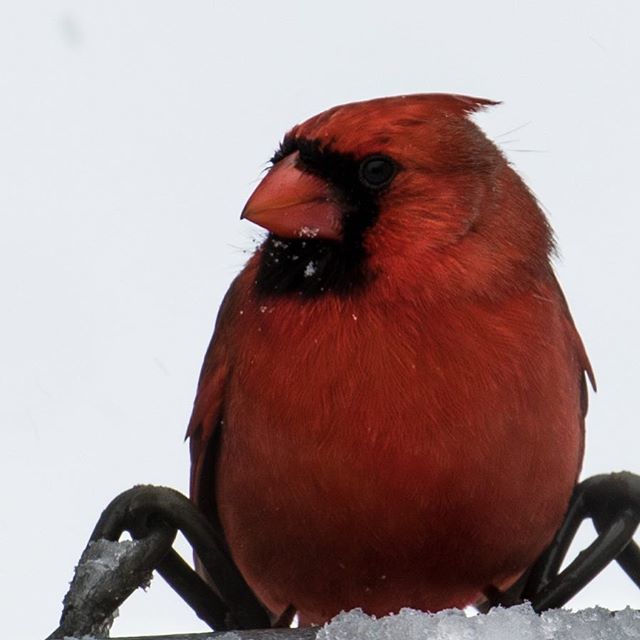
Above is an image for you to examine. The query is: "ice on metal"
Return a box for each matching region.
[317,604,640,640]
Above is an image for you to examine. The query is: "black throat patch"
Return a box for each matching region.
[254,137,385,298]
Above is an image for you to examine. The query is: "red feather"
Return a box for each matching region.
[187,95,593,623]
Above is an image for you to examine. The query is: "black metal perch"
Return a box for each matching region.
[48,472,640,639]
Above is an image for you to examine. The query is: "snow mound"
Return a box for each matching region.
[317,604,640,640]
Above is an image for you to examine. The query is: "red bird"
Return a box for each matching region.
[187,94,593,624]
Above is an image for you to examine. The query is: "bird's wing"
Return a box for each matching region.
[552,272,596,418]
[186,283,238,529]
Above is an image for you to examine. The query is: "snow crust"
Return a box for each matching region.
[68,538,145,601]
[83,538,143,572]
[317,604,640,640]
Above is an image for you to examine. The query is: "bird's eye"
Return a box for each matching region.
[358,155,396,189]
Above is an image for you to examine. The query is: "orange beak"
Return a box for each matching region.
[241,152,342,240]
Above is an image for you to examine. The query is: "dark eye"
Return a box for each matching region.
[358,155,396,189]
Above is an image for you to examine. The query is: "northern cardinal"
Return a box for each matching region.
[187,94,593,624]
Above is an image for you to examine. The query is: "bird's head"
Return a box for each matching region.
[243,94,553,301]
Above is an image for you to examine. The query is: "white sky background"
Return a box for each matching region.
[1,1,639,637]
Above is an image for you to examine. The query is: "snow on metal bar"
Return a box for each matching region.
[111,630,315,640]
[63,604,640,640]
